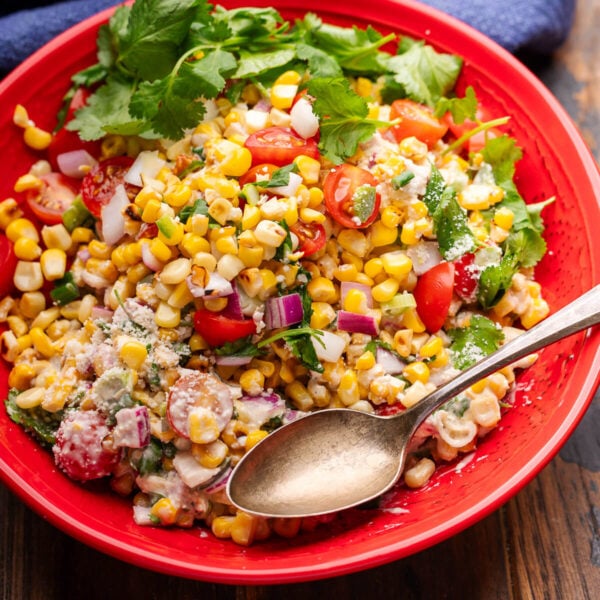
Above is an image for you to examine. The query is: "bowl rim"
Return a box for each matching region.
[1,0,599,585]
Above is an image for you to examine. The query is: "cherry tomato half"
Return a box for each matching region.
[291,221,327,256]
[244,127,319,166]
[81,156,136,218]
[389,99,448,148]
[413,261,455,332]
[453,252,479,302]
[238,163,279,187]
[0,235,18,297]
[193,309,257,347]
[47,88,102,168]
[25,172,78,225]
[442,107,499,154]
[323,163,381,229]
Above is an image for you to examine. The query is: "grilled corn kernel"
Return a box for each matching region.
[239,369,265,396]
[19,291,46,318]
[419,335,443,358]
[15,386,45,409]
[40,248,67,281]
[307,277,337,303]
[0,198,24,230]
[402,307,427,333]
[370,221,398,247]
[381,206,403,229]
[285,381,314,411]
[403,361,430,384]
[404,457,436,488]
[337,229,369,257]
[8,363,36,390]
[159,257,192,285]
[192,439,228,469]
[338,369,360,406]
[30,327,56,358]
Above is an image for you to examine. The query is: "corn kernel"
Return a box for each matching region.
[41,224,72,251]
[154,302,180,328]
[381,206,403,229]
[14,237,41,260]
[15,386,45,409]
[343,288,369,313]
[310,302,336,329]
[119,340,148,370]
[380,251,412,279]
[338,369,360,406]
[521,297,550,329]
[40,248,67,281]
[6,218,39,243]
[30,327,56,358]
[294,155,321,185]
[0,198,24,230]
[13,174,43,194]
[400,221,419,245]
[402,307,427,333]
[372,277,400,303]
[212,515,235,539]
[239,368,265,395]
[494,206,514,230]
[13,261,43,292]
[356,350,376,370]
[337,229,369,258]
[285,381,314,411]
[192,439,228,468]
[245,429,268,451]
[403,361,430,384]
[370,221,398,247]
[151,497,178,526]
[307,277,337,303]
[419,335,443,358]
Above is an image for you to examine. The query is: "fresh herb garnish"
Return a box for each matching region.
[434,85,477,122]
[448,315,505,369]
[254,163,298,188]
[178,197,209,223]
[214,336,260,357]
[50,272,80,306]
[391,170,415,189]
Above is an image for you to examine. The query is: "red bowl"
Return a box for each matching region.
[1,0,599,585]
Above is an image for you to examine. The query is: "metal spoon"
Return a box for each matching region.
[227,285,600,518]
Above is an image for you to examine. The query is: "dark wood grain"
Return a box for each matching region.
[1,1,600,598]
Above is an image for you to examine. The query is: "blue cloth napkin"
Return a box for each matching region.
[0,0,576,75]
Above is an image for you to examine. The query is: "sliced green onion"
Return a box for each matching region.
[381,292,416,316]
[62,195,94,232]
[50,272,80,305]
[392,171,415,189]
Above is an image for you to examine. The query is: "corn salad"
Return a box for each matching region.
[1,65,550,545]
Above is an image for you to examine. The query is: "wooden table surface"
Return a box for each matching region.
[2,1,600,598]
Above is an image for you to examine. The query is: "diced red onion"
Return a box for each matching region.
[221,282,244,320]
[214,355,253,366]
[337,310,379,336]
[340,281,373,309]
[101,184,129,246]
[141,241,163,272]
[253,99,272,112]
[124,150,166,186]
[290,96,319,139]
[90,306,114,321]
[56,149,97,179]
[77,247,91,262]
[312,330,346,363]
[203,466,232,494]
[113,406,150,448]
[264,293,303,329]
[406,241,442,276]
[376,347,406,375]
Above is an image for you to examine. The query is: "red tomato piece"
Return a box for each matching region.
[453,252,479,302]
[323,163,381,229]
[193,308,257,347]
[389,99,448,148]
[413,262,456,332]
[25,172,78,225]
[52,410,119,482]
[0,235,17,297]
[244,127,319,166]
[290,221,327,256]
[238,163,279,187]
[47,87,102,168]
[81,156,137,218]
[442,106,499,153]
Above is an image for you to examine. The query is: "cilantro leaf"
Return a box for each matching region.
[477,252,519,309]
[307,77,386,163]
[118,0,201,80]
[382,37,462,106]
[448,315,505,369]
[434,85,477,122]
[255,163,299,188]
[179,197,208,223]
[296,43,343,78]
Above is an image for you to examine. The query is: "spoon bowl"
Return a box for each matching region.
[228,285,600,518]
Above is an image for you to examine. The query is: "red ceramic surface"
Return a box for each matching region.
[1,0,599,585]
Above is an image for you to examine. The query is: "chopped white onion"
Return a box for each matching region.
[113,406,150,448]
[290,96,319,139]
[101,184,129,246]
[56,149,97,179]
[186,272,234,298]
[376,347,406,375]
[312,330,346,363]
[268,171,303,197]
[406,241,443,275]
[172,452,223,488]
[141,241,163,272]
[124,150,166,186]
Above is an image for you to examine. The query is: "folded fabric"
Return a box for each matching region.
[0,0,577,76]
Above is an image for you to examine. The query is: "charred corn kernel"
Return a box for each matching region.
[494,206,514,230]
[239,369,265,395]
[372,277,400,303]
[402,307,427,333]
[381,206,403,229]
[309,302,336,329]
[337,229,369,257]
[86,258,118,283]
[141,198,162,222]
[147,238,170,263]
[154,302,180,328]
[20,291,46,318]
[151,498,178,526]
[245,429,268,451]
[41,224,71,251]
[71,227,94,244]
[521,297,550,329]
[356,350,376,370]
[0,331,19,362]
[307,276,337,303]
[192,439,228,469]
[242,205,261,230]
[404,457,436,489]
[400,221,419,245]
[164,184,192,208]
[294,155,321,185]
[30,327,56,358]
[216,254,244,281]
[343,288,369,314]
[207,197,233,226]
[127,263,151,284]
[192,252,217,272]
[420,335,443,358]
[285,381,314,411]
[6,218,39,243]
[212,515,235,539]
[40,248,67,281]
[13,174,42,193]
[119,340,148,370]
[159,257,191,285]
[14,386,45,409]
[370,221,398,247]
[13,260,43,292]
[238,244,264,268]
[338,369,360,406]
[380,251,412,279]
[14,237,41,260]
[254,220,288,247]
[23,125,52,150]
[333,263,359,282]
[403,361,430,384]
[0,198,24,230]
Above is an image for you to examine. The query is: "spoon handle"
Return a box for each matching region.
[402,284,600,431]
